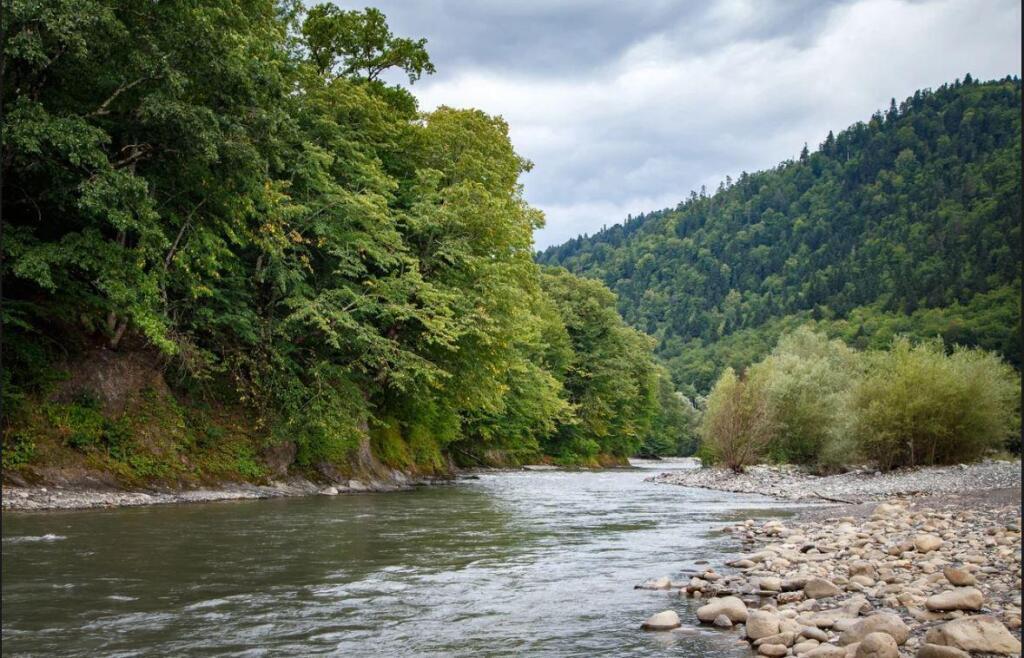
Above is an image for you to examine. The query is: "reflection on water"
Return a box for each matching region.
[2,460,802,657]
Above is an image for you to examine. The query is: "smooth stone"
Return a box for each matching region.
[942,566,976,587]
[758,644,788,657]
[800,626,829,642]
[638,576,672,590]
[713,614,733,628]
[925,587,983,611]
[923,615,1022,654]
[793,639,820,654]
[838,612,910,646]
[319,486,338,495]
[746,610,781,640]
[696,596,749,624]
[855,632,899,658]
[641,609,681,631]
[916,644,970,658]
[914,534,944,553]
[803,645,847,657]
[804,578,841,599]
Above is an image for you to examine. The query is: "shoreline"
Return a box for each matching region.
[1,458,692,512]
[0,474,454,512]
[638,462,1022,656]
[647,459,1022,504]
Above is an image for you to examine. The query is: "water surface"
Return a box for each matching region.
[3,461,801,657]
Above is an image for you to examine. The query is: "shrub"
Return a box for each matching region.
[700,367,776,472]
[755,327,862,464]
[849,337,1020,470]
[2,431,36,470]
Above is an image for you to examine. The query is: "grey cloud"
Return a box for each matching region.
[329,0,1022,248]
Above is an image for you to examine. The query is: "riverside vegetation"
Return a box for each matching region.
[1,2,696,487]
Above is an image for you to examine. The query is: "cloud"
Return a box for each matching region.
[335,0,1022,248]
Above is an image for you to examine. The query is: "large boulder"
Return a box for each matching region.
[925,587,983,611]
[641,609,681,631]
[838,612,910,646]
[923,615,1022,654]
[746,610,782,640]
[696,596,749,624]
[855,632,899,658]
[804,578,841,599]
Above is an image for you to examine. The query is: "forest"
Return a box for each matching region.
[0,1,695,483]
[537,76,1022,397]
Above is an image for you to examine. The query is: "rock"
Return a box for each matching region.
[925,587,983,611]
[849,562,878,578]
[854,632,899,658]
[871,503,903,518]
[758,576,783,591]
[696,596,749,624]
[923,615,1022,654]
[713,614,733,628]
[838,612,910,646]
[779,591,805,604]
[803,645,848,657]
[758,644,788,657]
[641,609,681,631]
[914,534,944,553]
[805,578,841,599]
[850,575,875,588]
[794,639,820,654]
[916,645,970,658]
[942,566,976,587]
[319,486,338,495]
[800,626,829,642]
[638,576,672,590]
[747,610,781,640]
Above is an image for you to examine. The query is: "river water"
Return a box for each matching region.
[2,461,801,657]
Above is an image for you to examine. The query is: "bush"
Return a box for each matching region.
[2,431,36,470]
[700,367,776,472]
[754,327,862,464]
[849,338,1020,470]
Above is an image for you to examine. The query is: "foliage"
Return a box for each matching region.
[751,328,862,464]
[700,367,775,472]
[1,1,680,479]
[699,329,1020,471]
[849,338,1020,470]
[538,77,1022,395]
[639,367,702,457]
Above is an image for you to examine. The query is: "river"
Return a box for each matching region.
[2,460,802,657]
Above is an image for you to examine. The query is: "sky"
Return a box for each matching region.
[336,0,1022,249]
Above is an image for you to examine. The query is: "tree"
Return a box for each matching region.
[301,5,435,82]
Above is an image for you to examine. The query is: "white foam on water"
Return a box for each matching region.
[3,533,66,543]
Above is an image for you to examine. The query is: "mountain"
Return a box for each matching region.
[537,76,1022,395]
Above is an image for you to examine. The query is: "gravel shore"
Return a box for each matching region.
[638,461,1023,656]
[0,474,441,512]
[648,460,1022,504]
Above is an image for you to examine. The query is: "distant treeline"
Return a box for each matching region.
[538,76,1022,396]
[1,2,690,479]
[700,328,1020,472]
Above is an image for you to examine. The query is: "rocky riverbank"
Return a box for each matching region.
[0,472,449,512]
[648,460,1022,504]
[638,492,1022,657]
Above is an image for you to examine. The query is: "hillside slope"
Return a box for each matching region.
[538,76,1022,394]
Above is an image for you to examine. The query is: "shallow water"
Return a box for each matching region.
[2,461,803,657]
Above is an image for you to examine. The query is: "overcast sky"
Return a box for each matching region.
[336,0,1022,248]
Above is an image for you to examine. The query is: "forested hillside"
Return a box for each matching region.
[538,76,1022,395]
[1,1,690,483]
